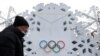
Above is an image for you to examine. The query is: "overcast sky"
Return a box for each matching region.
[0,0,99,12]
[0,0,99,31]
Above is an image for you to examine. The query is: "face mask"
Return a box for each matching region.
[22,31,27,35]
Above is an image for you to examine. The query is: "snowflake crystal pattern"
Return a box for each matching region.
[0,3,100,56]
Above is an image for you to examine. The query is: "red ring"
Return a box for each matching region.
[57,40,65,49]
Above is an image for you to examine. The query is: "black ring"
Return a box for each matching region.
[57,40,65,49]
[39,40,48,49]
[48,40,56,49]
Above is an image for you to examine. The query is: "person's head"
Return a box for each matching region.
[13,16,29,34]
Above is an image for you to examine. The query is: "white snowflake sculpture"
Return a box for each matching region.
[0,3,100,56]
[23,3,100,56]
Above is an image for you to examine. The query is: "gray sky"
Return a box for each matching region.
[0,0,99,31]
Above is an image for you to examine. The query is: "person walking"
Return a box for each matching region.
[0,16,29,56]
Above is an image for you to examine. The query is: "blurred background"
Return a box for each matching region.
[0,0,99,31]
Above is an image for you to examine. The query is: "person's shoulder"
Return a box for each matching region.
[0,31,16,44]
[4,31,17,37]
[0,31,17,40]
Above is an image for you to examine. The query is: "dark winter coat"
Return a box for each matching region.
[0,25,25,56]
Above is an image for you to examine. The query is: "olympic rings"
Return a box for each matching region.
[39,40,65,53]
[57,40,65,49]
[48,40,56,49]
[39,40,48,49]
[52,46,60,53]
[44,46,52,53]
